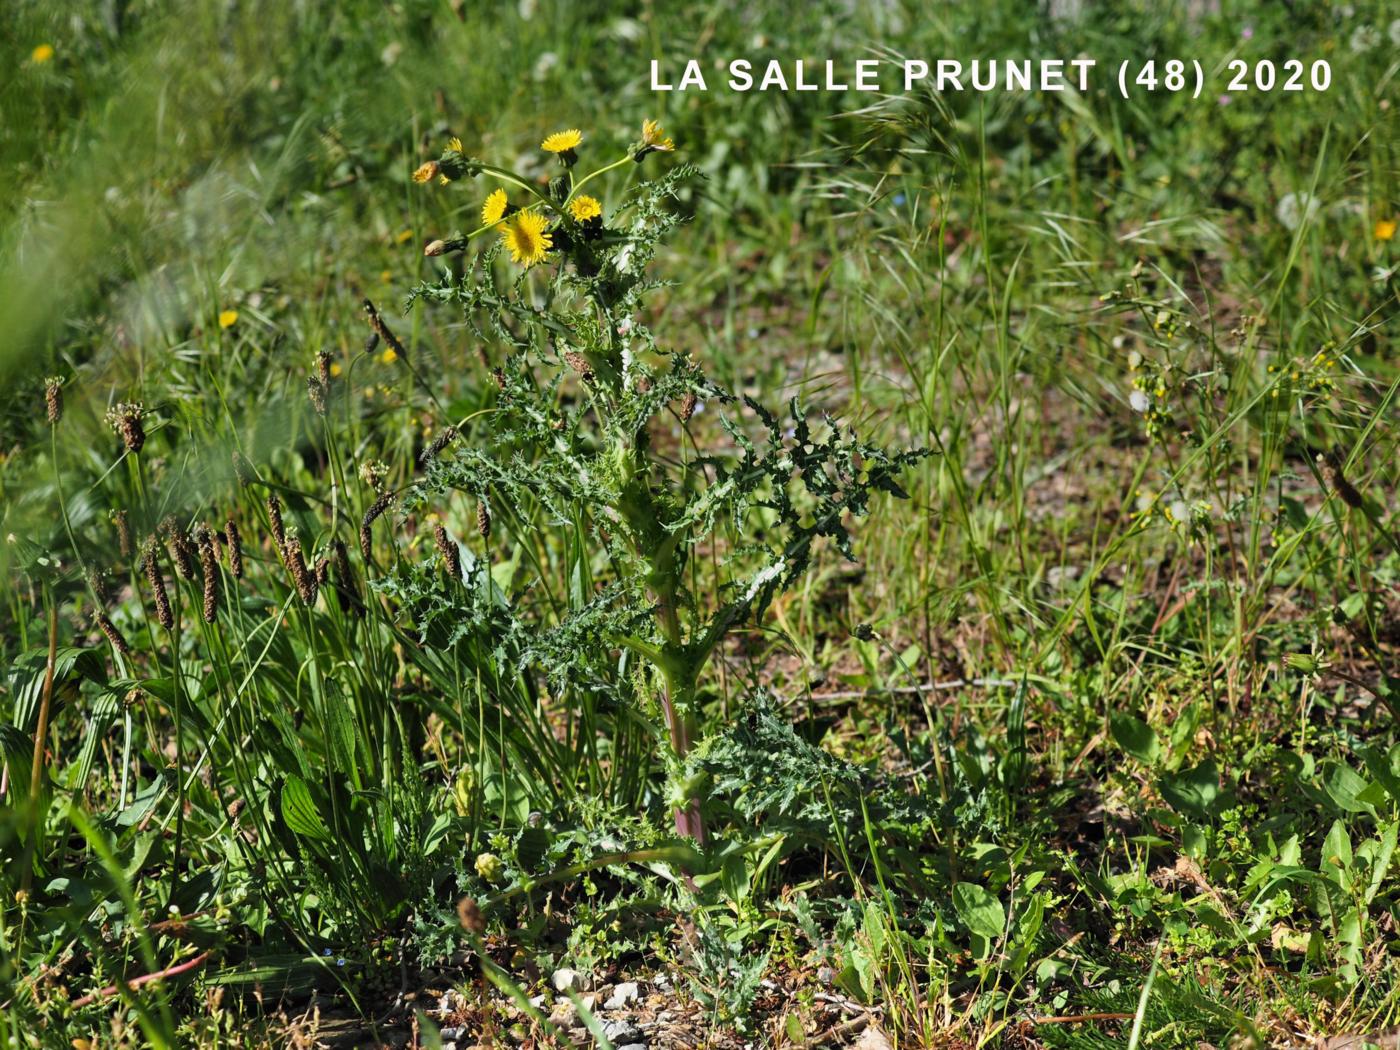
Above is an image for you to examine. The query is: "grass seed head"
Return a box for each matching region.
[477,499,491,539]
[679,391,698,422]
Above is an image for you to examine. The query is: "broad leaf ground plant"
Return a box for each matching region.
[399,126,925,845]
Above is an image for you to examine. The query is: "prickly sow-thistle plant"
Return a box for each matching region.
[401,123,925,843]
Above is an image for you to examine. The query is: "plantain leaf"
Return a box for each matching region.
[281,774,332,841]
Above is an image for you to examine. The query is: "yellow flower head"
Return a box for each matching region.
[32,44,55,64]
[502,211,553,267]
[1376,218,1397,242]
[447,136,463,153]
[541,129,583,154]
[412,160,440,184]
[218,309,239,329]
[642,119,674,152]
[482,188,509,225]
[568,195,602,222]
[381,347,398,365]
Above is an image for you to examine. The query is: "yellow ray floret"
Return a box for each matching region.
[568,195,602,222]
[1377,218,1397,242]
[482,188,509,225]
[541,129,583,153]
[642,119,674,151]
[502,211,553,266]
[412,160,440,184]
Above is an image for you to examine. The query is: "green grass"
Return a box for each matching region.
[2,0,1399,1046]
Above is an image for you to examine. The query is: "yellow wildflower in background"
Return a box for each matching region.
[502,211,552,266]
[1377,218,1397,242]
[395,229,414,244]
[642,119,674,151]
[381,347,398,364]
[568,195,602,222]
[412,160,440,184]
[541,129,582,153]
[218,310,239,329]
[447,136,463,153]
[482,188,509,225]
[32,44,55,64]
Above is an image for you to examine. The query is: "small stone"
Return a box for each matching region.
[604,981,641,1010]
[816,965,837,985]
[549,998,578,1024]
[855,1029,893,1050]
[603,1020,642,1044]
[552,967,585,993]
[617,1045,648,1050]
[528,993,547,1009]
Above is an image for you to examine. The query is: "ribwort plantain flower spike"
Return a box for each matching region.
[433,523,461,580]
[194,524,219,623]
[226,517,244,579]
[44,376,63,426]
[107,402,146,453]
[95,611,132,658]
[360,491,394,561]
[142,538,174,631]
